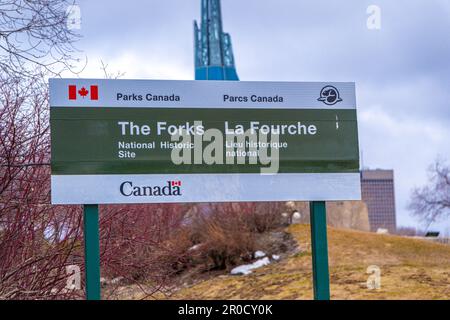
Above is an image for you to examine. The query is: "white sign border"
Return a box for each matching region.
[51,173,362,205]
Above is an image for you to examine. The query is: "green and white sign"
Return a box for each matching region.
[50,79,361,204]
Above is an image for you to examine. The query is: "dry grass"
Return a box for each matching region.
[159,224,450,300]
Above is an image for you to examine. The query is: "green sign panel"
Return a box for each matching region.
[50,79,360,204]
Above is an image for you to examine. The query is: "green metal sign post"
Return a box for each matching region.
[310,201,330,300]
[83,204,101,300]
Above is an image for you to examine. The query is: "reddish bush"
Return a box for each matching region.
[186,202,282,270]
[99,204,189,283]
[0,78,193,299]
[243,202,284,233]
[0,78,84,299]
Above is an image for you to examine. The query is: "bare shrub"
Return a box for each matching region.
[99,204,188,284]
[186,202,283,270]
[0,76,194,299]
[198,214,255,270]
[0,77,84,299]
[243,202,284,233]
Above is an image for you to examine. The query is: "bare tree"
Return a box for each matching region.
[0,0,82,78]
[409,158,450,225]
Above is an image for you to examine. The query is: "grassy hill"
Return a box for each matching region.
[162,224,450,300]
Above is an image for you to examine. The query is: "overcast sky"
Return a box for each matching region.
[69,0,450,234]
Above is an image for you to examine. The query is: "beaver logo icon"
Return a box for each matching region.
[318,86,342,105]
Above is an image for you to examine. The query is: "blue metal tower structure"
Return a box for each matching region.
[194,0,239,80]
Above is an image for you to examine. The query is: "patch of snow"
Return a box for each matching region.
[230,257,271,275]
[286,201,295,210]
[188,244,201,251]
[376,228,389,234]
[110,276,123,285]
[272,254,280,261]
[292,211,302,224]
[254,250,266,258]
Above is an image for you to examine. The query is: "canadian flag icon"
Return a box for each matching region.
[171,181,182,187]
[68,85,98,100]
